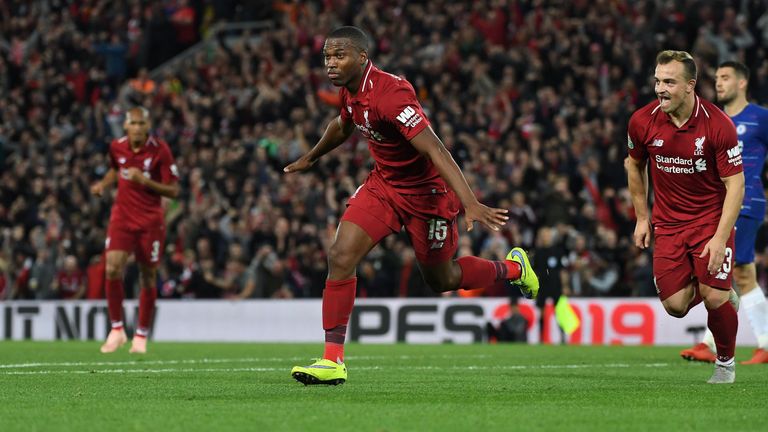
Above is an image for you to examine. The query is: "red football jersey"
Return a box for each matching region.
[109,136,179,230]
[339,61,446,194]
[57,270,85,299]
[627,95,743,234]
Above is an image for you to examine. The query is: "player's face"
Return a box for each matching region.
[323,38,366,88]
[654,61,694,114]
[715,67,742,105]
[124,111,150,144]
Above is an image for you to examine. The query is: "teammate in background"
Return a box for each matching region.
[680,61,768,364]
[626,51,744,383]
[284,26,539,385]
[91,107,180,354]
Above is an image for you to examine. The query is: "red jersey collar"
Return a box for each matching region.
[659,95,709,130]
[347,61,375,99]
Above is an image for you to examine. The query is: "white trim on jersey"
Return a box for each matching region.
[651,103,662,115]
[118,136,128,143]
[692,96,710,118]
[361,61,374,92]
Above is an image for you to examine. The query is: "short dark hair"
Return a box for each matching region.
[656,50,697,81]
[718,60,750,81]
[327,26,370,52]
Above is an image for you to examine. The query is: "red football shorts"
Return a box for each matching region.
[342,173,461,265]
[653,223,735,300]
[106,224,166,267]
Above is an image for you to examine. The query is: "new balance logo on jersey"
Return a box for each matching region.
[118,157,126,164]
[650,139,664,147]
[715,272,728,280]
[694,136,705,155]
[430,241,444,250]
[695,158,707,172]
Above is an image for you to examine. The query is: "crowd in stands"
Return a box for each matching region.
[3,0,768,301]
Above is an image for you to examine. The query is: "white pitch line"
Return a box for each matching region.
[0,363,671,376]
[0,357,301,369]
[0,354,491,370]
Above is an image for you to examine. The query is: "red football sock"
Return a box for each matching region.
[708,300,738,362]
[105,278,124,328]
[457,256,521,289]
[137,285,157,337]
[322,278,357,363]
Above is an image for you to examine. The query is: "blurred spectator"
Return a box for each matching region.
[487,297,529,343]
[54,255,87,300]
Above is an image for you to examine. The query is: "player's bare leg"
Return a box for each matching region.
[130,264,158,354]
[101,250,130,353]
[660,283,699,318]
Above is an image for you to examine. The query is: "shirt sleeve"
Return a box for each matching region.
[379,80,430,141]
[714,117,743,177]
[159,143,180,184]
[627,112,648,161]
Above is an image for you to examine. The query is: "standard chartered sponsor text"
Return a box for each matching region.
[655,155,696,174]
[655,155,693,165]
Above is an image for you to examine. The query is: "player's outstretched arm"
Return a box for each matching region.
[284,116,354,173]
[625,155,652,249]
[410,126,508,232]
[90,168,117,196]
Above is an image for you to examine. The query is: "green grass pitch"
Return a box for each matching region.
[0,342,766,431]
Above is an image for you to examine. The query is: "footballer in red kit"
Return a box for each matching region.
[91,106,180,354]
[626,51,744,383]
[285,26,540,385]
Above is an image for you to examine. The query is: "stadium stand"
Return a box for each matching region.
[2,0,768,300]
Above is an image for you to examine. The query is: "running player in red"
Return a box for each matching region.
[626,51,744,383]
[91,107,180,354]
[285,27,539,385]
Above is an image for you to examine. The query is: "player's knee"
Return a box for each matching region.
[139,270,156,288]
[105,262,123,280]
[663,303,688,318]
[327,244,358,277]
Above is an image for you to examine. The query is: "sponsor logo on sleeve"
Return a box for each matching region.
[726,143,743,166]
[396,106,423,128]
